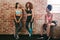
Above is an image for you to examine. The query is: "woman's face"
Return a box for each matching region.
[27,4,29,7]
[17,4,20,8]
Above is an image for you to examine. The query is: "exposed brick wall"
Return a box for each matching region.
[0,0,47,34]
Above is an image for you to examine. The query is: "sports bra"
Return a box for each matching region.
[46,15,52,20]
[16,10,22,14]
[25,9,32,14]
[45,14,52,23]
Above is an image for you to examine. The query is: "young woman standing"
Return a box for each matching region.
[25,2,34,37]
[14,2,23,39]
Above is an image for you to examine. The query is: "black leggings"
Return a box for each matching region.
[14,21,22,35]
[26,16,33,34]
[26,21,32,34]
[14,16,22,35]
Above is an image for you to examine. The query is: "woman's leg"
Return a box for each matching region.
[26,21,30,33]
[46,24,51,37]
[14,21,19,39]
[45,24,51,40]
[14,20,19,35]
[15,23,19,35]
[50,25,54,40]
[17,21,22,33]
[14,18,22,39]
[40,26,44,36]
[14,21,22,39]
[29,22,32,35]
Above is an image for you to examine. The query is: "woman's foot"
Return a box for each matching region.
[37,35,44,39]
[48,37,53,40]
[14,34,15,38]
[16,35,19,39]
[47,37,50,40]
[40,35,44,39]
[14,34,19,39]
[29,33,31,37]
[29,28,32,37]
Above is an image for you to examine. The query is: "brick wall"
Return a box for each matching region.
[0,0,47,34]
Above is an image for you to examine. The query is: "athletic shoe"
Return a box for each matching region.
[29,33,31,37]
[15,34,19,39]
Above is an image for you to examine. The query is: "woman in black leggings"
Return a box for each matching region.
[25,2,34,37]
[14,2,23,39]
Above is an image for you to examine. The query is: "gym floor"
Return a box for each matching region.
[0,34,60,40]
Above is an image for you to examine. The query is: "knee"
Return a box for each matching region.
[48,24,51,26]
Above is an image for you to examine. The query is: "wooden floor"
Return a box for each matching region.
[0,34,60,40]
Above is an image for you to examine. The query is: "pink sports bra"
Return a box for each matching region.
[45,14,52,23]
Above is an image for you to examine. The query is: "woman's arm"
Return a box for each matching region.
[31,9,34,22]
[18,14,22,22]
[51,14,53,22]
[14,14,18,22]
[14,10,18,22]
[45,14,47,24]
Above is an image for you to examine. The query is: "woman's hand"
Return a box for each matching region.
[17,21,20,23]
[31,19,32,22]
[31,18,34,22]
[15,20,19,23]
[16,20,18,23]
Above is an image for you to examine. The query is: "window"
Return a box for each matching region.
[47,0,60,13]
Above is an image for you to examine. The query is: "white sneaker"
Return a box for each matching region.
[40,37,44,39]
[48,37,50,40]
[16,35,19,39]
[37,37,43,39]
[14,34,16,38]
[37,36,44,39]
[29,33,31,37]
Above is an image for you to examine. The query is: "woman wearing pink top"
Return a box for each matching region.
[44,5,53,40]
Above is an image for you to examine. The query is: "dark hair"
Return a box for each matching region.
[25,2,33,9]
[15,2,19,9]
[47,4,52,11]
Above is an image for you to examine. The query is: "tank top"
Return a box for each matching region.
[16,10,22,14]
[45,14,52,23]
[25,9,32,14]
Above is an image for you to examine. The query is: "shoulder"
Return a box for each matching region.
[21,8,25,11]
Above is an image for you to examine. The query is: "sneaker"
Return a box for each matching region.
[14,34,17,38]
[14,34,15,38]
[29,33,31,37]
[47,37,50,40]
[37,37,44,39]
[16,35,19,39]
[48,37,53,40]
[40,37,44,39]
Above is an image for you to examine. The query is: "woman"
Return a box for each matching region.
[25,2,34,37]
[14,2,23,39]
[44,5,53,40]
